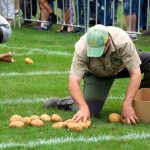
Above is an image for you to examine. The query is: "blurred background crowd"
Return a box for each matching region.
[0,0,150,38]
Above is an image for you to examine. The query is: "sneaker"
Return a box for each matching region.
[48,18,53,29]
[21,21,32,28]
[44,97,74,111]
[128,33,138,42]
[72,27,85,33]
[142,29,150,36]
[15,10,19,16]
[34,25,47,31]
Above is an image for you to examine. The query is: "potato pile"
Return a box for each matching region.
[9,113,62,128]
[52,119,91,132]
[9,114,91,132]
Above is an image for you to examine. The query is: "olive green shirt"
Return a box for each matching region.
[70,26,141,79]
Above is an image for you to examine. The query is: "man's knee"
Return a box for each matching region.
[86,98,106,118]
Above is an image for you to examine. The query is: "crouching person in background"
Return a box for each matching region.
[0,15,14,63]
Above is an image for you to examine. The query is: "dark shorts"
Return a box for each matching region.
[123,0,138,15]
[57,0,69,9]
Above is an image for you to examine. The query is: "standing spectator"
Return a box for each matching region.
[57,0,73,32]
[39,0,56,29]
[73,0,87,33]
[19,0,37,27]
[111,0,119,24]
[37,3,49,30]
[0,0,15,25]
[142,1,150,36]
[98,0,112,26]
[139,0,148,30]
[123,0,138,41]
[15,0,19,16]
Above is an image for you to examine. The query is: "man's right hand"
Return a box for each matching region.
[72,106,90,122]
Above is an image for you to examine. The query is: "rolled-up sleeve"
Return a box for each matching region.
[119,41,141,71]
[70,36,89,79]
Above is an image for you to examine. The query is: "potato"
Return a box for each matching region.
[31,119,44,127]
[64,119,75,125]
[67,122,83,132]
[23,117,31,124]
[52,122,66,129]
[51,114,63,122]
[10,115,24,122]
[30,115,40,121]
[108,113,121,123]
[78,120,91,129]
[25,58,33,64]
[9,121,25,128]
[40,114,51,122]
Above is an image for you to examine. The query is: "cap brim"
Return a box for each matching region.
[87,45,105,57]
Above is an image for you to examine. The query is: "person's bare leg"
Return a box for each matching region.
[40,5,49,29]
[40,0,53,14]
[15,0,19,10]
[125,14,136,32]
[0,52,14,62]
[40,4,49,21]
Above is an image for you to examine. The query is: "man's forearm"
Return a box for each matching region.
[124,68,142,105]
[69,76,89,110]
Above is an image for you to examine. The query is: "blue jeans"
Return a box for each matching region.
[140,0,148,30]
[49,0,54,9]
[98,0,112,26]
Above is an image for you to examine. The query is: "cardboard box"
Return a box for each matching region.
[133,88,150,123]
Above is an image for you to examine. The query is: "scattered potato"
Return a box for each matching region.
[30,115,40,121]
[23,117,31,125]
[51,114,63,122]
[10,115,24,122]
[25,58,34,64]
[67,122,83,132]
[9,121,25,128]
[52,122,66,129]
[40,114,51,122]
[108,113,121,123]
[31,119,44,127]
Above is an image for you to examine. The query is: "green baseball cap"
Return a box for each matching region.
[86,27,109,57]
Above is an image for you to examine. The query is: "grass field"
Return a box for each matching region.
[0,25,150,150]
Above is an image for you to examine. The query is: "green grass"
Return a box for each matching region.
[0,25,150,150]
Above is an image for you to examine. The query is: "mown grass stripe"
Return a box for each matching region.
[0,45,73,56]
[0,71,69,77]
[0,133,150,149]
[0,96,123,105]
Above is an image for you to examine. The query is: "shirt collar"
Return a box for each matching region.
[107,38,115,55]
